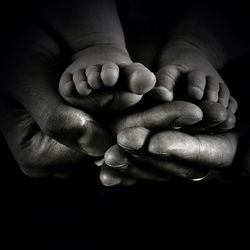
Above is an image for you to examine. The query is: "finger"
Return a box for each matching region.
[112,101,203,134]
[218,82,230,108]
[204,76,220,102]
[132,154,217,180]
[117,127,151,154]
[228,96,238,114]
[104,145,170,181]
[154,65,183,101]
[187,70,206,100]
[148,130,238,168]
[85,65,102,89]
[99,167,137,186]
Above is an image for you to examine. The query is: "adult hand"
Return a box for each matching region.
[0,25,137,178]
[100,100,239,186]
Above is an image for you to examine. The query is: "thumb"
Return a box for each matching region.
[0,104,95,177]
[6,48,113,157]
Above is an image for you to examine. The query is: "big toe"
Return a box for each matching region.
[123,63,156,95]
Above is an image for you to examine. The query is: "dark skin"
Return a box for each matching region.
[0,0,245,182]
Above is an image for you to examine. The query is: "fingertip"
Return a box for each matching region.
[104,145,128,169]
[173,101,203,126]
[99,168,121,186]
[117,127,151,152]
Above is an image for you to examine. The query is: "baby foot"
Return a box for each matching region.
[59,45,156,111]
[152,40,231,108]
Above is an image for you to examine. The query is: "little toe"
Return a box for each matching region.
[187,70,206,100]
[123,63,156,95]
[204,76,220,102]
[73,70,92,96]
[59,73,76,97]
[218,82,230,108]
[209,110,236,133]
[85,65,102,89]
[100,63,119,87]
[228,96,238,114]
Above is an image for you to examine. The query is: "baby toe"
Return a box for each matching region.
[100,63,119,87]
[59,73,76,97]
[149,86,174,102]
[73,70,92,96]
[155,65,182,101]
[187,70,206,100]
[85,65,102,89]
[123,63,156,95]
[204,76,220,102]
[228,96,238,114]
[218,82,230,108]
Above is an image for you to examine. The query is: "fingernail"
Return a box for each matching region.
[78,120,113,157]
[100,172,121,186]
[174,116,202,127]
[105,150,128,170]
[109,163,128,170]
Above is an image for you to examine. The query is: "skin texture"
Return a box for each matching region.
[0,0,244,182]
[100,101,239,186]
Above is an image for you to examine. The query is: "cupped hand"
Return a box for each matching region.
[100,100,239,186]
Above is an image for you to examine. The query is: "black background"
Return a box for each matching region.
[1,0,250,249]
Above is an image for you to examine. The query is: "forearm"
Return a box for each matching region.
[38,0,126,53]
